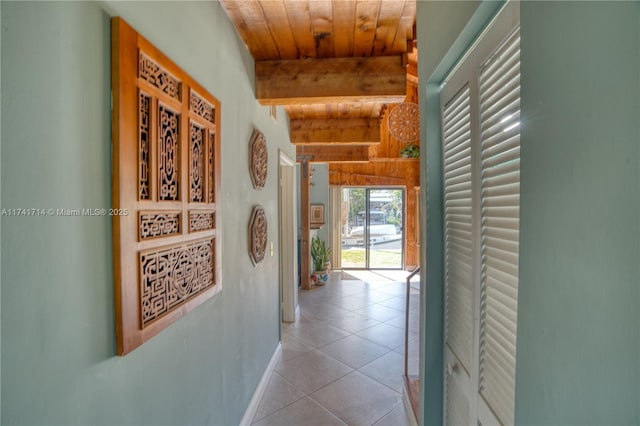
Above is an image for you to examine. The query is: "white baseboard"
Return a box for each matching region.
[239,342,282,426]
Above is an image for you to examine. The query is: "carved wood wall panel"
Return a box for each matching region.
[189,211,215,232]
[189,122,205,202]
[249,206,268,266]
[139,53,181,100]
[208,131,216,203]
[249,129,268,189]
[138,92,151,200]
[112,18,222,355]
[140,238,215,327]
[190,91,216,124]
[139,212,181,240]
[158,104,180,201]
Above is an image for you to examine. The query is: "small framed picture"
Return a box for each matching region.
[310,204,324,225]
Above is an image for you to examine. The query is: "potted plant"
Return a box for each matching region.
[311,235,331,286]
[400,143,420,158]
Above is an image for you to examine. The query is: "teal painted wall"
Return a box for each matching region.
[516,2,640,424]
[296,163,328,276]
[309,163,330,244]
[0,2,3,422]
[419,1,481,81]
[1,1,294,425]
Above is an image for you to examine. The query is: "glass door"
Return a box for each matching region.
[340,187,404,269]
[340,188,367,268]
[368,188,403,269]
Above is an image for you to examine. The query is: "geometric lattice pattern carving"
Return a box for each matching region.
[388,102,420,142]
[139,239,215,327]
[159,104,180,201]
[112,18,221,355]
[249,206,268,266]
[249,129,268,189]
[189,122,205,202]
[189,211,215,232]
[190,91,215,124]
[139,92,151,200]
[208,131,215,203]
[139,53,181,100]
[139,212,181,240]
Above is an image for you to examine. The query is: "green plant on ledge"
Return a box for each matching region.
[400,143,420,158]
[311,235,331,272]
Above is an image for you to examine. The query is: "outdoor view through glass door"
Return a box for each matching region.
[340,188,404,269]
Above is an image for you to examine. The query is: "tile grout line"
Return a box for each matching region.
[261,273,414,426]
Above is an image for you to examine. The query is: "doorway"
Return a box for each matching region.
[279,151,297,325]
[340,187,404,269]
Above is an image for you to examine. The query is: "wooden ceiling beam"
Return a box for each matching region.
[296,145,370,163]
[290,118,380,145]
[256,56,406,105]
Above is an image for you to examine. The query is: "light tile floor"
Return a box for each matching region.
[252,270,420,426]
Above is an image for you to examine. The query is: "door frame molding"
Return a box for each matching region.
[278,150,297,324]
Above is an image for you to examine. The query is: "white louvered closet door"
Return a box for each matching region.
[477,28,520,426]
[440,2,520,425]
[442,86,473,426]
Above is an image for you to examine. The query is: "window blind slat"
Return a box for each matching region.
[444,134,471,158]
[482,217,519,232]
[482,181,520,199]
[482,171,520,192]
[482,193,520,208]
[445,187,472,201]
[447,226,472,237]
[480,37,520,84]
[481,131,520,156]
[445,155,473,173]
[478,28,520,426]
[482,165,519,183]
[482,207,520,220]
[483,244,519,265]
[444,86,474,373]
[480,336,516,384]
[445,141,472,165]
[483,292,518,334]
[481,329,517,377]
[480,70,520,115]
[480,85,520,129]
[443,90,470,123]
[485,269,518,292]
[443,96,469,122]
[446,198,473,209]
[445,126,471,151]
[445,369,470,426]
[482,148,520,171]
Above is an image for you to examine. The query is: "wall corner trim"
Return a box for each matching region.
[239,342,282,426]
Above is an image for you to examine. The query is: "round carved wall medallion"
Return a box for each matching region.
[249,129,268,189]
[388,102,420,142]
[249,206,268,266]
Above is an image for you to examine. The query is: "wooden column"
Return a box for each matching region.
[405,186,418,269]
[299,160,312,290]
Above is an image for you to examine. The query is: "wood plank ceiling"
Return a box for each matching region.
[219,0,422,277]
[219,0,417,155]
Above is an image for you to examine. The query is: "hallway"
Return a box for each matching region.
[252,271,420,426]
